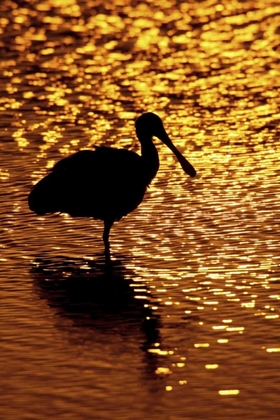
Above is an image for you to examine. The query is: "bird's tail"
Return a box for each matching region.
[28,173,62,215]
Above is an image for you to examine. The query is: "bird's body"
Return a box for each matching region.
[28,112,196,255]
[29,147,149,220]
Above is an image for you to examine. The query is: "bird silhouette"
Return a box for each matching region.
[28,112,196,256]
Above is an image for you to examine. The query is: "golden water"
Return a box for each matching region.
[0,0,280,418]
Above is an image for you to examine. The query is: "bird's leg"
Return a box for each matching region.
[103,219,114,259]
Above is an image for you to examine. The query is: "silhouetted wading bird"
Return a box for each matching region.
[28,112,196,256]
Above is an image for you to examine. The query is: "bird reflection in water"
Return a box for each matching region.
[31,255,161,358]
[28,113,196,258]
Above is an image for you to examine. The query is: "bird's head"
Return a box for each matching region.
[135,112,196,178]
[135,112,166,142]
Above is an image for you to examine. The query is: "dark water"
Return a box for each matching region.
[1,0,280,419]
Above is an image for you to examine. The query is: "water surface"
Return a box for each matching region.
[0,0,280,419]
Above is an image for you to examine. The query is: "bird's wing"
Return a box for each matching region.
[43,147,146,219]
[29,147,146,219]
[52,149,97,172]
[51,147,143,182]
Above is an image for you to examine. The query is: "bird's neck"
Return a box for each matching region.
[140,137,160,185]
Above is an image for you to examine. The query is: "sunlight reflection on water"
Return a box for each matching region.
[0,0,280,419]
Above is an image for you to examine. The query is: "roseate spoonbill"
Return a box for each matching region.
[28,112,196,255]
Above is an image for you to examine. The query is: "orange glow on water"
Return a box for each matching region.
[1,0,280,418]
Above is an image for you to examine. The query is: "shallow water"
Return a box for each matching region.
[1,0,280,419]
